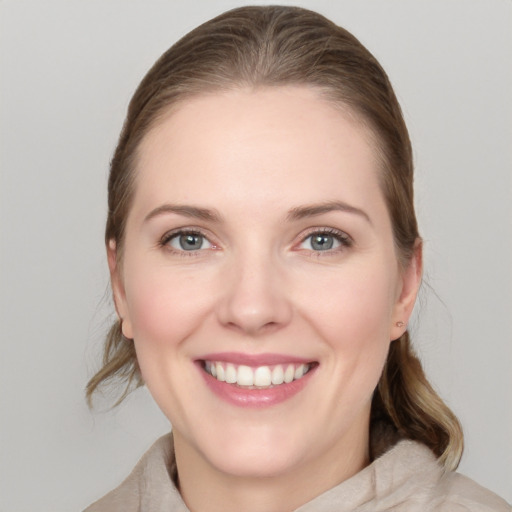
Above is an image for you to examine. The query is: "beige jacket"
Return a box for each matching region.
[85,434,510,512]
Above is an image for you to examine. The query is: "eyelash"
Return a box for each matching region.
[159,229,214,256]
[297,228,353,254]
[158,227,353,256]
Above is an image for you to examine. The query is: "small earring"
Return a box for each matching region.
[396,321,405,327]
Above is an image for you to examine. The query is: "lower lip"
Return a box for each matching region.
[198,364,316,408]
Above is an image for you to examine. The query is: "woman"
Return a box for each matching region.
[85,6,510,511]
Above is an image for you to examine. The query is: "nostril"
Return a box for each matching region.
[223,318,284,336]
[215,267,293,334]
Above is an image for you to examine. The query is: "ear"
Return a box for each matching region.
[390,239,422,341]
[107,239,134,339]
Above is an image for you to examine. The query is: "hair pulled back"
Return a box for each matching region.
[87,5,463,471]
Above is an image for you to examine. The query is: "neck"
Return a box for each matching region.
[174,428,370,512]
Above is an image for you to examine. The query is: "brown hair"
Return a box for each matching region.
[87,5,463,470]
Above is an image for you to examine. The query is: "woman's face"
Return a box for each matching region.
[111,86,420,480]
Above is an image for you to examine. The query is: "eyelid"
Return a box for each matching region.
[159,227,218,253]
[296,227,353,251]
[157,225,352,255]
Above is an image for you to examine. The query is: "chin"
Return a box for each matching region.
[195,423,307,478]
[209,446,302,479]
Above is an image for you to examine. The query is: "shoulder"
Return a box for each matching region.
[83,433,188,512]
[378,441,511,512]
[433,471,511,512]
[297,440,510,512]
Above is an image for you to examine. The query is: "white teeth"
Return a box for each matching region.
[225,363,237,384]
[294,364,305,380]
[254,366,272,387]
[237,365,254,386]
[216,363,225,382]
[284,364,295,383]
[271,365,284,385]
[205,361,311,388]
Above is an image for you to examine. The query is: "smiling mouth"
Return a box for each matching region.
[202,361,316,389]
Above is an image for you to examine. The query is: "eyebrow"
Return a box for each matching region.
[286,201,372,224]
[143,200,371,225]
[144,204,223,223]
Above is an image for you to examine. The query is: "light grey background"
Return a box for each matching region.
[1,1,511,510]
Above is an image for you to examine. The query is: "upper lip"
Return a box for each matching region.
[197,352,315,366]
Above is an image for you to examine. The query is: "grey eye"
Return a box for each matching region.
[169,233,212,251]
[300,233,343,251]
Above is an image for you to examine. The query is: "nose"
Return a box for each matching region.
[216,251,293,336]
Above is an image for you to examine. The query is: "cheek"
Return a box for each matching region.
[296,258,397,400]
[123,266,215,401]
[299,261,397,343]
[123,262,214,352]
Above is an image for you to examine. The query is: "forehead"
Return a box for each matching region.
[132,86,385,218]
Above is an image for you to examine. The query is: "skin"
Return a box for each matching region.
[109,86,422,512]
